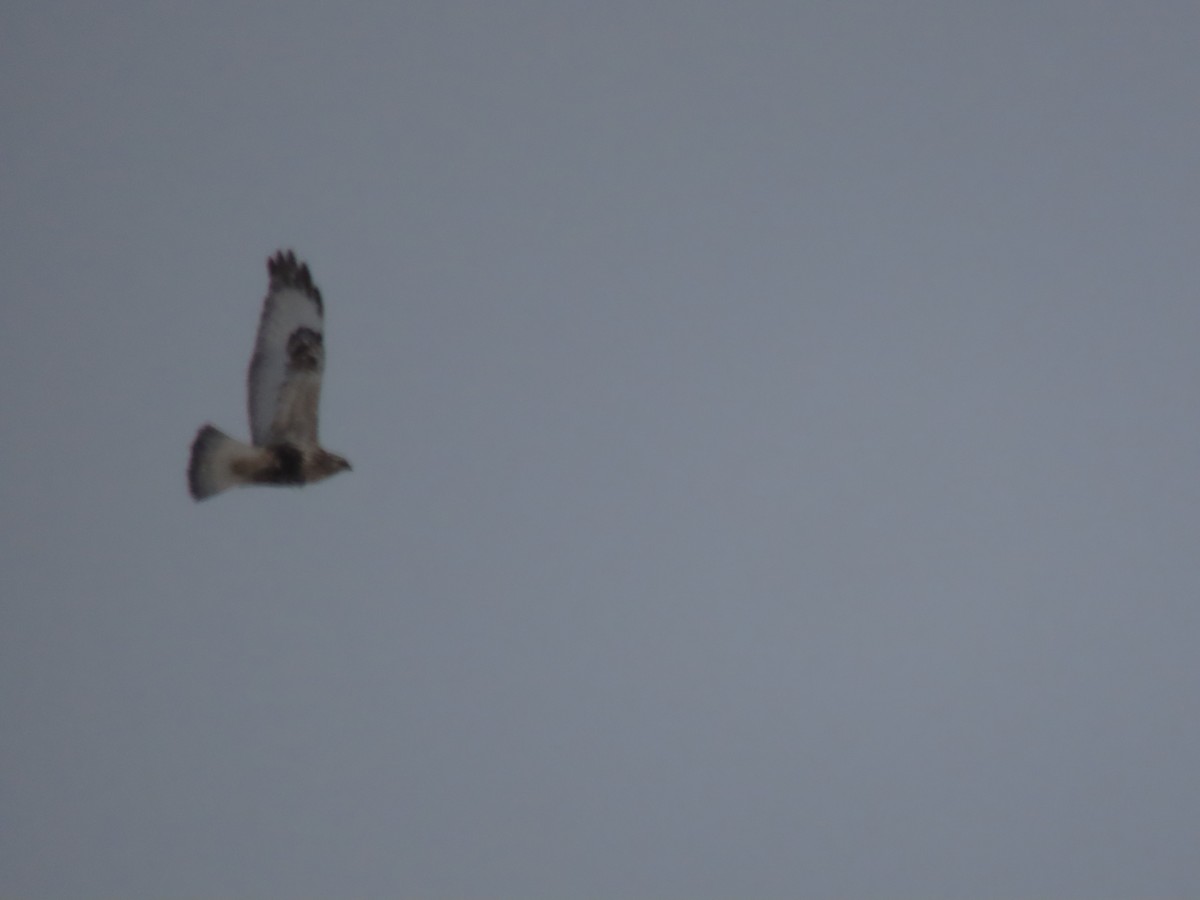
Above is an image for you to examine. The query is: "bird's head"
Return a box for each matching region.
[313,450,352,480]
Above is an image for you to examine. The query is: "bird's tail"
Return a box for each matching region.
[188,425,260,501]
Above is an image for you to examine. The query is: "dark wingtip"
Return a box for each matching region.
[267,249,323,311]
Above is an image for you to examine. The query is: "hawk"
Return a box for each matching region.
[188,251,351,501]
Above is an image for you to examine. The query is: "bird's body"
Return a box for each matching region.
[188,251,351,500]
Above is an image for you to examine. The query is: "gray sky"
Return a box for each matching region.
[3,2,1198,897]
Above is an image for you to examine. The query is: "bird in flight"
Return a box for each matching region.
[188,251,351,500]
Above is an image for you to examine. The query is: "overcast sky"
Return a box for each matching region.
[3,2,1198,897]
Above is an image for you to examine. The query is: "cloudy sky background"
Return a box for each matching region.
[3,2,1198,896]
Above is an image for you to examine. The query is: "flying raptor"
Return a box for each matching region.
[188,251,351,500]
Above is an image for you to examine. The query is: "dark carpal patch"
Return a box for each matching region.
[286,327,323,370]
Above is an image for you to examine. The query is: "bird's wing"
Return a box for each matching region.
[247,251,326,447]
